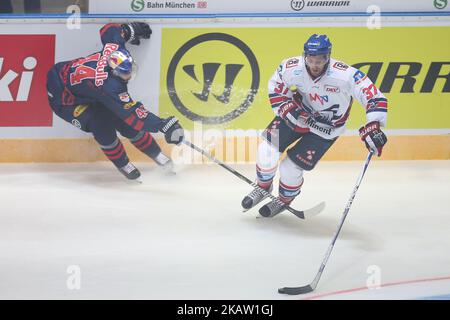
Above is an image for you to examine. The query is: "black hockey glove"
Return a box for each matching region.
[122,22,152,45]
[159,116,184,145]
[359,121,387,156]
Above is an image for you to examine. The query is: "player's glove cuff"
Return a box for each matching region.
[159,116,185,145]
[122,22,152,46]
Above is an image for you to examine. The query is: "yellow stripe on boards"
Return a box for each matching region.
[0,136,448,163]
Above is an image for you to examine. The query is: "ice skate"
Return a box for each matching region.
[153,152,175,175]
[258,197,288,218]
[119,162,141,181]
[241,184,273,211]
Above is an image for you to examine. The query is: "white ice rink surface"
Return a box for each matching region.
[0,159,449,300]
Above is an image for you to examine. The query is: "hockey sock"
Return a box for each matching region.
[279,179,303,204]
[130,131,162,159]
[256,140,281,189]
[279,156,304,204]
[100,139,130,168]
[256,164,276,189]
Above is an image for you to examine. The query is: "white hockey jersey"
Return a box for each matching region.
[268,57,388,140]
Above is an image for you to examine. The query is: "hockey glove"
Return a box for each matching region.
[278,99,309,133]
[160,116,184,145]
[122,22,152,45]
[359,121,387,156]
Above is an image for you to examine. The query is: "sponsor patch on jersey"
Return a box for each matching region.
[293,69,301,76]
[306,150,316,161]
[73,104,89,118]
[309,93,329,105]
[71,119,81,129]
[135,105,149,119]
[123,101,137,110]
[119,92,131,102]
[332,61,349,70]
[353,70,367,84]
[285,58,299,68]
[296,154,314,167]
[325,85,340,93]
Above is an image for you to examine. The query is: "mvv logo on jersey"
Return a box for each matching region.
[309,93,329,105]
[166,33,259,125]
[0,35,55,126]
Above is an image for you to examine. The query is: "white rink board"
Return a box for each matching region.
[89,0,450,14]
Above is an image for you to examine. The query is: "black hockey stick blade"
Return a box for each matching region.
[278,285,314,295]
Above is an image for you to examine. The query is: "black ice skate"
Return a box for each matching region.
[153,152,175,175]
[241,184,273,211]
[259,197,288,218]
[119,162,141,180]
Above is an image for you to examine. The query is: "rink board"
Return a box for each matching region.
[0,135,448,163]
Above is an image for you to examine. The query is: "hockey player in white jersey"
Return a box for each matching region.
[241,34,388,217]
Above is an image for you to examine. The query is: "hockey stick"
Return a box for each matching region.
[278,150,374,295]
[183,140,325,220]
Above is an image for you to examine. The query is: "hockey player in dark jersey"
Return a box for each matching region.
[46,22,184,180]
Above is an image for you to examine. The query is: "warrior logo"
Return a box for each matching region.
[183,63,244,104]
[167,33,260,124]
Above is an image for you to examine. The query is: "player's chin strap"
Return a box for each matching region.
[182,140,325,220]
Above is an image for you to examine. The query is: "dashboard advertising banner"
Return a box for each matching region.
[159,27,450,131]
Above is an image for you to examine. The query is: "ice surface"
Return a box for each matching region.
[0,160,449,299]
